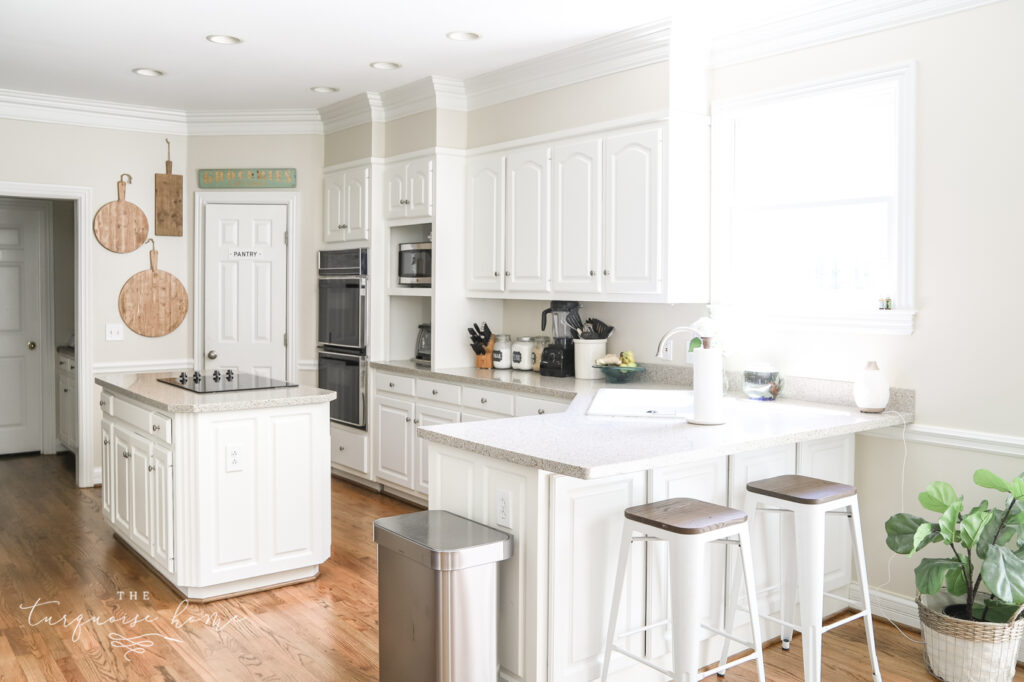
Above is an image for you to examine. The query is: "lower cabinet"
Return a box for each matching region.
[414,403,459,494]
[373,394,416,490]
[330,423,371,478]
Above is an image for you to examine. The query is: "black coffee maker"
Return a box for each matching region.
[539,301,580,377]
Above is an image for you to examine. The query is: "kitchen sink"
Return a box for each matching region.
[586,388,694,418]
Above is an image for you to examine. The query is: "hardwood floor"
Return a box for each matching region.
[1,452,1022,681]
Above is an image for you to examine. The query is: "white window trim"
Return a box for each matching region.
[710,62,917,335]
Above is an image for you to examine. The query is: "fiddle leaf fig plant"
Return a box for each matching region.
[885,469,1024,622]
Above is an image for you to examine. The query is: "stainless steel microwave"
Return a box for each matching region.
[397,242,431,287]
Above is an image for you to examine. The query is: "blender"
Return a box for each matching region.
[539,301,580,377]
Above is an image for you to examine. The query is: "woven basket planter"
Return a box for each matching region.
[917,593,1024,682]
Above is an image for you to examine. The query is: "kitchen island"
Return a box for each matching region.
[420,384,912,682]
[94,372,335,601]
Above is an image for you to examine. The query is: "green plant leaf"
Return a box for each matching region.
[982,545,1024,603]
[909,523,936,557]
[885,513,933,554]
[975,598,1024,623]
[1012,478,1024,500]
[946,558,969,596]
[975,469,1011,493]
[938,498,963,544]
[962,510,994,549]
[915,558,966,594]
[920,481,959,513]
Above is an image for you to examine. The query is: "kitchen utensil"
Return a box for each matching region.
[468,327,481,344]
[593,364,646,383]
[474,323,484,338]
[481,323,492,344]
[118,239,188,337]
[573,338,607,379]
[94,173,149,253]
[154,139,182,236]
[475,336,495,369]
[586,318,614,339]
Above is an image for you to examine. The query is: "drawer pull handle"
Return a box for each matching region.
[340,223,348,229]
[147,464,155,472]
[431,389,438,396]
[338,445,345,451]
[389,382,395,388]
[152,424,161,432]
[538,408,545,414]
[480,397,487,404]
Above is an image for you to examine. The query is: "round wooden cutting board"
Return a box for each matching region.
[94,174,149,253]
[118,248,188,337]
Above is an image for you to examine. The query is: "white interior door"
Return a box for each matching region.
[0,200,44,455]
[203,203,288,379]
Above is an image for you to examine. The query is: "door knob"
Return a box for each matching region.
[207,350,218,360]
[26,341,36,350]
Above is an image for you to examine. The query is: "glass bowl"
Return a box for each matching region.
[593,364,646,384]
[742,369,783,400]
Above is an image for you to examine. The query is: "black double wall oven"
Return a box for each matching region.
[317,248,367,429]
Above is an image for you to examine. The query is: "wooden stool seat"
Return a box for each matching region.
[625,497,747,535]
[745,474,856,505]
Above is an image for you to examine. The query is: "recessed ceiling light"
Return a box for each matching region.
[132,68,164,77]
[446,31,480,41]
[206,34,242,45]
[311,86,339,94]
[369,61,401,70]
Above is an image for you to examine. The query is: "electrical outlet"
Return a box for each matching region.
[225,445,243,473]
[106,323,125,341]
[660,339,673,360]
[496,489,512,528]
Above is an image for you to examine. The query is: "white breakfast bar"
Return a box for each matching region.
[419,382,911,682]
[94,372,335,601]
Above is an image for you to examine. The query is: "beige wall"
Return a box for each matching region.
[503,1,1024,601]
[467,61,669,148]
[385,110,437,156]
[324,122,374,166]
[51,199,76,346]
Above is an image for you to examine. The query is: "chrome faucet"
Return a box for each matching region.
[655,326,700,360]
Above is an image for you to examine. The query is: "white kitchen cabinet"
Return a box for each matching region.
[324,164,370,242]
[797,435,855,595]
[128,430,153,551]
[385,157,433,219]
[100,417,113,519]
[111,420,132,536]
[551,138,602,293]
[330,422,371,478]
[465,153,505,291]
[549,471,648,682]
[373,394,416,489]
[56,353,77,452]
[149,443,173,573]
[505,146,550,293]
[513,395,570,417]
[603,126,663,295]
[414,403,459,495]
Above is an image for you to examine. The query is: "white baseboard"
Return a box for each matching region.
[92,465,102,486]
[864,423,1024,458]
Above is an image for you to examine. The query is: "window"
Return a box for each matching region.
[711,64,915,333]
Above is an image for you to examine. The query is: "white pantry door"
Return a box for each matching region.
[203,203,288,379]
[0,200,44,455]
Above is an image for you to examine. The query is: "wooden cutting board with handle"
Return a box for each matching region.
[155,139,182,236]
[118,241,188,337]
[94,173,149,253]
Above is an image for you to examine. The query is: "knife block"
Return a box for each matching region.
[475,337,495,369]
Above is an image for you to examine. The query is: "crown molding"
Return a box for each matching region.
[380,76,468,122]
[710,0,1005,67]
[0,88,188,134]
[464,18,670,111]
[186,109,323,136]
[320,92,386,134]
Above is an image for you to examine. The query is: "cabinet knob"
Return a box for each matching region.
[494,271,499,277]
[338,445,345,451]
[389,382,395,388]
[152,424,160,432]
[122,451,130,459]
[59,360,66,367]
[99,400,106,407]
[207,350,218,360]
[400,198,410,205]
[480,397,487,404]
[27,341,36,350]
[589,270,595,276]
[405,416,411,422]
[431,389,438,396]
[603,269,610,276]
[341,223,348,229]
[505,270,510,276]
[63,388,68,393]
[147,464,155,472]
[538,408,545,414]
[413,419,420,425]
[103,438,109,445]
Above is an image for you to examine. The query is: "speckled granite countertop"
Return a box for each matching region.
[95,372,335,414]
[370,360,589,400]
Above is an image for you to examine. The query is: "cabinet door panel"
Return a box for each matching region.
[101,418,113,520]
[330,423,370,476]
[374,395,415,489]
[604,127,663,294]
[384,165,407,219]
[151,444,173,572]
[466,155,505,291]
[341,167,370,241]
[405,157,433,218]
[112,425,133,535]
[797,436,854,600]
[323,171,344,242]
[414,404,459,494]
[505,146,549,292]
[551,139,602,293]
[128,434,153,550]
[729,445,796,635]
[550,472,647,682]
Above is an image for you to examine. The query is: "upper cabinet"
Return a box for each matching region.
[385,157,433,220]
[465,122,681,302]
[324,164,370,243]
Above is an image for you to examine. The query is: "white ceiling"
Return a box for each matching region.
[0,0,833,112]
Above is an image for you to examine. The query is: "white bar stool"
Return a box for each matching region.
[601,498,766,682]
[719,474,882,682]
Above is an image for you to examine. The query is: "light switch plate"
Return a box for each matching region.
[106,323,124,341]
[225,444,243,473]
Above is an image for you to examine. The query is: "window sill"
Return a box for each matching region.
[709,305,916,335]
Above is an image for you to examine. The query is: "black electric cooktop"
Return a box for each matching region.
[157,371,296,394]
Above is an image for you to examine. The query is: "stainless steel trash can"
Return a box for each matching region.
[373,510,513,682]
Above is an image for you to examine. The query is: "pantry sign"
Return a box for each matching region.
[198,168,296,189]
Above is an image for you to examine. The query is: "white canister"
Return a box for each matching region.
[492,334,512,369]
[573,338,608,380]
[512,337,534,371]
[853,360,890,412]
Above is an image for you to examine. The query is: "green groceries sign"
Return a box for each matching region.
[198,168,297,188]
